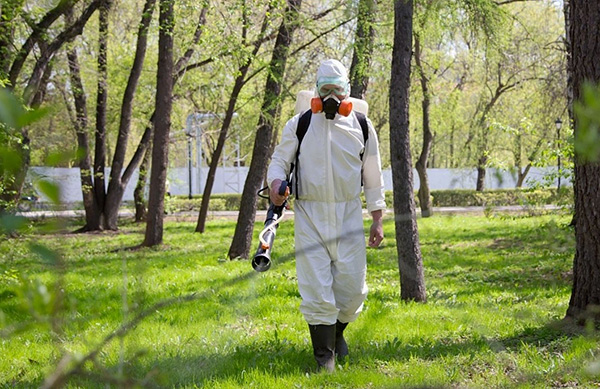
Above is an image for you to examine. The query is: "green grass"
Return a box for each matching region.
[1,212,599,388]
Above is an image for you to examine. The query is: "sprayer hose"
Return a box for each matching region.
[258,209,286,249]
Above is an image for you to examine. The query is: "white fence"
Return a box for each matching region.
[27,166,570,203]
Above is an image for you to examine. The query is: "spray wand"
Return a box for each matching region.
[252,180,289,272]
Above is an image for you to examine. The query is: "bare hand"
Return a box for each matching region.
[269,179,289,206]
[368,210,384,247]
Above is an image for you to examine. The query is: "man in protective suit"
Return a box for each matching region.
[267,59,386,372]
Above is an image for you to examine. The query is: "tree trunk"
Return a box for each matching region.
[565,0,600,324]
[563,0,574,129]
[92,0,111,229]
[134,142,151,222]
[475,122,491,192]
[389,0,426,302]
[195,4,274,233]
[4,59,54,207]
[104,0,156,230]
[86,3,206,230]
[563,0,577,228]
[66,39,100,230]
[516,164,531,188]
[349,0,376,99]
[143,0,174,247]
[30,58,53,107]
[414,35,432,217]
[0,63,53,207]
[195,76,245,233]
[476,155,487,191]
[228,0,302,259]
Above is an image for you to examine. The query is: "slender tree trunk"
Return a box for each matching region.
[92,0,111,229]
[2,0,100,210]
[134,142,151,222]
[563,0,577,229]
[6,59,54,207]
[565,0,600,324]
[389,0,426,302]
[98,3,207,230]
[450,125,455,168]
[563,0,574,128]
[414,35,432,217]
[228,0,303,259]
[349,0,376,99]
[516,165,531,188]
[32,61,53,107]
[66,38,100,230]
[143,0,174,247]
[104,0,156,230]
[476,156,487,191]
[195,3,274,233]
[195,76,245,233]
[1,59,54,207]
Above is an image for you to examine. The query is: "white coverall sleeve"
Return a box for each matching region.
[267,115,300,188]
[362,118,386,213]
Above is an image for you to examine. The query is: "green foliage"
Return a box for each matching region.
[0,214,598,387]
[165,188,571,214]
[0,88,51,211]
[430,187,572,207]
[574,83,600,163]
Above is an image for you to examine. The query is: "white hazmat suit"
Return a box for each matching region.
[267,60,386,329]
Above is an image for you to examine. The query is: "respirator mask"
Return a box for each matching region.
[310,78,352,119]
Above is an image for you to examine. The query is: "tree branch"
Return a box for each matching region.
[175,3,342,78]
[243,16,354,85]
[9,0,80,86]
[23,0,101,105]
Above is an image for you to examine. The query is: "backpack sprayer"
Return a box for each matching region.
[252,180,290,272]
[252,91,369,272]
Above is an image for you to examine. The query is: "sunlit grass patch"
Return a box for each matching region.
[1,213,598,388]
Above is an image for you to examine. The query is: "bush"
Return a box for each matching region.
[166,187,572,213]
[429,187,573,207]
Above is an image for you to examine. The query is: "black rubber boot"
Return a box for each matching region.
[335,320,349,359]
[308,324,336,372]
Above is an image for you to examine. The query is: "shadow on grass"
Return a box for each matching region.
[4,214,581,387]
[57,318,589,388]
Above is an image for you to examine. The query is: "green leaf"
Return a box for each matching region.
[37,180,60,204]
[0,214,26,234]
[574,83,600,163]
[46,150,76,167]
[0,146,23,175]
[29,243,61,266]
[16,106,49,128]
[0,88,26,129]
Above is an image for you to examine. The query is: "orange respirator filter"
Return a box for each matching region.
[310,97,353,117]
[338,100,353,117]
[310,97,323,113]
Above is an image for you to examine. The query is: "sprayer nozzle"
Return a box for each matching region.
[252,254,271,272]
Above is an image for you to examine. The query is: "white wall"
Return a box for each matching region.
[28,166,570,203]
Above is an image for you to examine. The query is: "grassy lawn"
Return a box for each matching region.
[1,212,599,388]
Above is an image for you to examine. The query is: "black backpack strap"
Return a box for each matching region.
[355,111,370,188]
[293,110,312,199]
[355,111,369,160]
